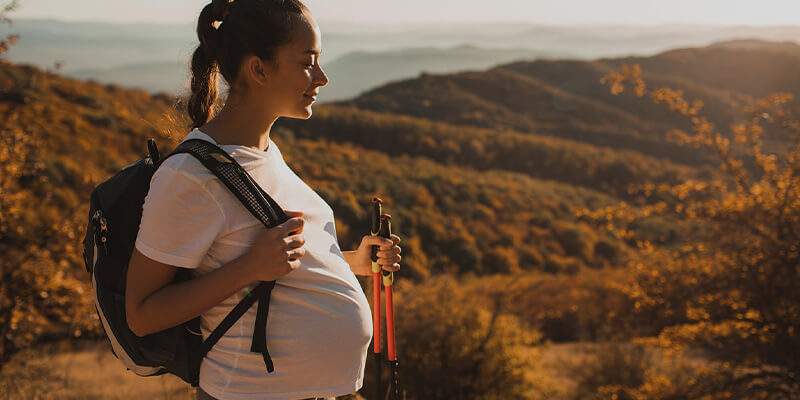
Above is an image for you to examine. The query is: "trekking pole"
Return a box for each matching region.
[370,197,383,400]
[379,214,400,400]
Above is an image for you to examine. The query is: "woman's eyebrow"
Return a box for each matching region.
[304,49,321,56]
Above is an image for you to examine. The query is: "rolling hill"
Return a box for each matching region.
[328,40,800,169]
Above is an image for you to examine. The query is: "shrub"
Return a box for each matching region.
[384,275,542,400]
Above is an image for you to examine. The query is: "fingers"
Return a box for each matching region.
[378,254,402,266]
[367,235,392,247]
[287,246,306,261]
[369,234,402,272]
[380,234,400,249]
[285,233,305,263]
[377,243,401,271]
[278,216,305,236]
[287,258,302,270]
[368,234,401,249]
[284,233,306,249]
[376,246,401,259]
[381,263,400,272]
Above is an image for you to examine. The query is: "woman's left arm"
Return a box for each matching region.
[343,234,402,276]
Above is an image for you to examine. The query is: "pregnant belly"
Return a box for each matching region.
[203,287,372,374]
[199,282,373,394]
[248,283,373,372]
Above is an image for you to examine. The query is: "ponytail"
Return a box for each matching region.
[188,0,229,129]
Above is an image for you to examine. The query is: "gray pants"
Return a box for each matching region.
[196,387,335,400]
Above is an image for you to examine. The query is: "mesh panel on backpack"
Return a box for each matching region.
[173,139,284,228]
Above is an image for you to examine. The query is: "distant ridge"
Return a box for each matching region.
[319,45,573,101]
[705,38,800,53]
[4,19,800,95]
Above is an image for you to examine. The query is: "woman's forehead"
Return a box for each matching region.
[288,17,321,56]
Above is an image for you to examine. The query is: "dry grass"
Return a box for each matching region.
[0,340,365,400]
[0,340,193,400]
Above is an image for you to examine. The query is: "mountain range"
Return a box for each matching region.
[4,19,800,101]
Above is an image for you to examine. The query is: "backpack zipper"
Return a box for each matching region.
[92,210,109,255]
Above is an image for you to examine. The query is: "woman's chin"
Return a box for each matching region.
[285,107,313,120]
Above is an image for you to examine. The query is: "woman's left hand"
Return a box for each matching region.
[350,234,401,276]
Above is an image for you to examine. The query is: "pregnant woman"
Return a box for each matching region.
[124,1,402,399]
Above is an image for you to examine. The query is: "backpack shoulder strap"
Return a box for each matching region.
[165,138,287,229]
[160,138,283,373]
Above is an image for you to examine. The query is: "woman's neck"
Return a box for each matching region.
[198,93,278,152]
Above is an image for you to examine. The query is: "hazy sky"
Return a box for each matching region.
[9,0,800,26]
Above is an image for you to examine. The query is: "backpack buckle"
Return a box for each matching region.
[92,210,109,255]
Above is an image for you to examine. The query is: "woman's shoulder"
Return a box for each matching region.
[153,129,226,177]
[147,153,220,206]
[155,152,214,181]
[143,152,226,225]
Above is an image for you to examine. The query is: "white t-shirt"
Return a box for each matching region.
[134,128,372,400]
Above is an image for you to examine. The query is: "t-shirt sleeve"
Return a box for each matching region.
[134,165,225,269]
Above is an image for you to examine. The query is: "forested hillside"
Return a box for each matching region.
[331,41,800,167]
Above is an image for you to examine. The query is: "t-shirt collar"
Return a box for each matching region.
[186,128,275,161]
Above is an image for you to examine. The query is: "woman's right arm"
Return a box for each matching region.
[126,211,306,337]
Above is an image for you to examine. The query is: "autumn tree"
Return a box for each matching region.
[0,1,19,57]
[577,64,800,398]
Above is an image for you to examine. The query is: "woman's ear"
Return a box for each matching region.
[244,55,271,87]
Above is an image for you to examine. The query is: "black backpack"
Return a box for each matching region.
[82,137,286,387]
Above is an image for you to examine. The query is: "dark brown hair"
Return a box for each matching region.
[188,0,309,129]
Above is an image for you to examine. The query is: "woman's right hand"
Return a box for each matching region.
[243,210,306,282]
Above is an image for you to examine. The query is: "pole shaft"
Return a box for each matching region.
[374,352,383,400]
[391,361,400,400]
[385,284,396,362]
[372,273,381,354]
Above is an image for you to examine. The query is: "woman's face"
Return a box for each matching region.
[258,13,328,119]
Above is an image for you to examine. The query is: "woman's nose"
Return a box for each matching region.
[314,64,329,87]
